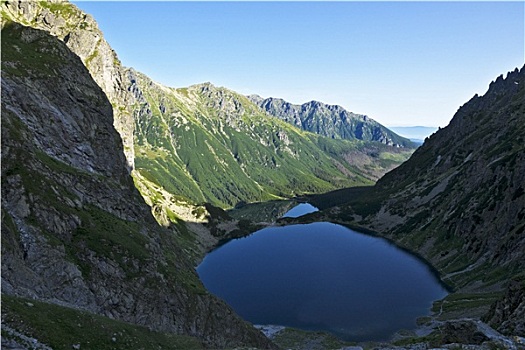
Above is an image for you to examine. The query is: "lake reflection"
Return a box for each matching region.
[197,222,447,341]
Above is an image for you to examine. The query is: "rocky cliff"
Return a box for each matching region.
[1,21,274,349]
[323,66,525,337]
[1,0,136,169]
[249,95,415,148]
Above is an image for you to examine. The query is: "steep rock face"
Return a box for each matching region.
[2,0,135,169]
[329,66,525,335]
[249,95,415,148]
[371,67,524,280]
[1,22,274,349]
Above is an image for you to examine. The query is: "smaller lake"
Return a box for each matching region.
[198,222,447,342]
[282,203,319,218]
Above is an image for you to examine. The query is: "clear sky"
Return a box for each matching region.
[72,1,524,127]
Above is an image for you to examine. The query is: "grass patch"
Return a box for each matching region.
[38,1,78,18]
[84,48,99,67]
[392,332,441,347]
[2,294,204,350]
[432,292,502,318]
[1,209,22,253]
[73,204,150,276]
[34,150,93,177]
[2,21,66,77]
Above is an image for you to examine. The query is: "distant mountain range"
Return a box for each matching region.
[130,73,415,208]
[249,95,415,148]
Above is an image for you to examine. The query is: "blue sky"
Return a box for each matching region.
[73,1,523,127]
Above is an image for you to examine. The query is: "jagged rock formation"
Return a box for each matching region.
[1,0,136,169]
[324,66,525,336]
[1,22,274,349]
[249,95,414,148]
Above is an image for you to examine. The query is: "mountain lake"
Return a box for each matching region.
[197,204,448,342]
[281,202,319,218]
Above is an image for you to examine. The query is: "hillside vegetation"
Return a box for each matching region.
[130,72,414,208]
[320,66,525,337]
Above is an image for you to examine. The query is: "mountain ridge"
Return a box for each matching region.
[249,94,415,148]
[317,65,525,338]
[130,71,414,208]
[1,0,415,212]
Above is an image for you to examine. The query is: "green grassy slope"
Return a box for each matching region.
[131,73,413,209]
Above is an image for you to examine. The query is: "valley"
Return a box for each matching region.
[1,1,524,349]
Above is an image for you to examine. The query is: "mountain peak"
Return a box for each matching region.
[487,65,523,95]
[193,81,216,89]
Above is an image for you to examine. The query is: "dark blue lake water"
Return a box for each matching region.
[197,222,448,341]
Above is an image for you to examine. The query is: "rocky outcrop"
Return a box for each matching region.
[2,0,135,169]
[249,95,415,148]
[484,276,525,336]
[1,22,274,349]
[434,320,489,345]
